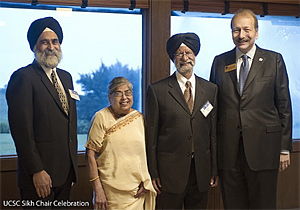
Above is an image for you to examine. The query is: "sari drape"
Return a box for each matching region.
[86,108,156,210]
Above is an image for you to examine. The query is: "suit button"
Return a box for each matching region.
[187,153,190,157]
[69,139,72,143]
[188,136,192,139]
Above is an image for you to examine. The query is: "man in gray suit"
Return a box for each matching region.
[146,32,218,209]
[6,17,78,208]
[210,9,292,209]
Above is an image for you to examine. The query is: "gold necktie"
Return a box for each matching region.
[184,81,194,113]
[51,70,69,115]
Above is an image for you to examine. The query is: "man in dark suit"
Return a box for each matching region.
[146,32,218,209]
[6,17,78,208]
[210,9,292,209]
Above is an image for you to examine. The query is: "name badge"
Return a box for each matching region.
[225,63,236,72]
[69,89,80,101]
[200,101,213,117]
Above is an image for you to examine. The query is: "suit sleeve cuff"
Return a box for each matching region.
[280,150,290,155]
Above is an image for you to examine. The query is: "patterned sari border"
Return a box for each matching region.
[105,111,142,137]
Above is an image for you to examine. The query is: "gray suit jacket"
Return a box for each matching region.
[146,73,218,193]
[210,46,292,171]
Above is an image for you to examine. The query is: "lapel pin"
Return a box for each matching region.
[259,58,263,62]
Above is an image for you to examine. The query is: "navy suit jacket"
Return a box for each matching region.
[6,61,78,189]
[210,46,292,171]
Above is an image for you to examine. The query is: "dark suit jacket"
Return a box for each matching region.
[210,45,292,171]
[146,73,218,193]
[6,61,78,189]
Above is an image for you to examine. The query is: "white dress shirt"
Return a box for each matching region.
[236,45,256,82]
[41,65,69,105]
[176,71,196,101]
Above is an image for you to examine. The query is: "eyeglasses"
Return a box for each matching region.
[112,90,133,97]
[174,51,194,58]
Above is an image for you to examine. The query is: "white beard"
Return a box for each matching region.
[34,48,62,69]
[176,60,194,75]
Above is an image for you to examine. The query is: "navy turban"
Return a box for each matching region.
[27,17,63,51]
[166,32,200,61]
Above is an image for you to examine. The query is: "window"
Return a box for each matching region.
[0,5,142,155]
[171,12,300,140]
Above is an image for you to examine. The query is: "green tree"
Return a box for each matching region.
[0,87,10,133]
[0,122,10,133]
[76,61,141,134]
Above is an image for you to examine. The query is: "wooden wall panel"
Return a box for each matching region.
[171,0,300,16]
[0,170,21,209]
[0,0,149,9]
[143,0,171,85]
[1,147,299,209]
[0,1,299,209]
[277,151,300,209]
[207,186,224,209]
[1,0,298,16]
[142,0,171,113]
[267,3,300,17]
[69,153,92,209]
[172,1,226,13]
[226,0,300,4]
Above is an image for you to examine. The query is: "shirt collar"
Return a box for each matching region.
[175,71,196,88]
[236,44,256,60]
[38,62,57,80]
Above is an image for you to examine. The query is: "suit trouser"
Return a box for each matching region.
[219,138,278,209]
[20,168,75,209]
[156,158,208,210]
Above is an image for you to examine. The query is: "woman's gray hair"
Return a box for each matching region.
[108,77,133,94]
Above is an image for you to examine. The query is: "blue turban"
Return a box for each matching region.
[166,32,200,61]
[27,17,63,51]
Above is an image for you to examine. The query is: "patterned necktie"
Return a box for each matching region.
[239,55,250,95]
[184,81,194,113]
[51,70,69,115]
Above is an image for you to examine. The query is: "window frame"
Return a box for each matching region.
[0,3,144,156]
[0,1,299,161]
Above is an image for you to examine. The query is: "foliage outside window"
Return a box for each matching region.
[0,6,142,155]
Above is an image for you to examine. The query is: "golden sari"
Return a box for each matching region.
[85,108,156,210]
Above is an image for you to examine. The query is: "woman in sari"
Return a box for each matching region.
[85,77,156,210]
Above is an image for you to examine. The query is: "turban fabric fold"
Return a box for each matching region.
[166,32,200,61]
[27,17,63,51]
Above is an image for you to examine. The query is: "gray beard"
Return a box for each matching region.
[34,48,62,69]
[176,61,194,75]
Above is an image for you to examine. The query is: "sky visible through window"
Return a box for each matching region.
[171,12,300,140]
[0,7,142,94]
[0,8,299,156]
[0,7,142,155]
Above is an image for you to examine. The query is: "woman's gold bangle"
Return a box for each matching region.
[89,176,99,182]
